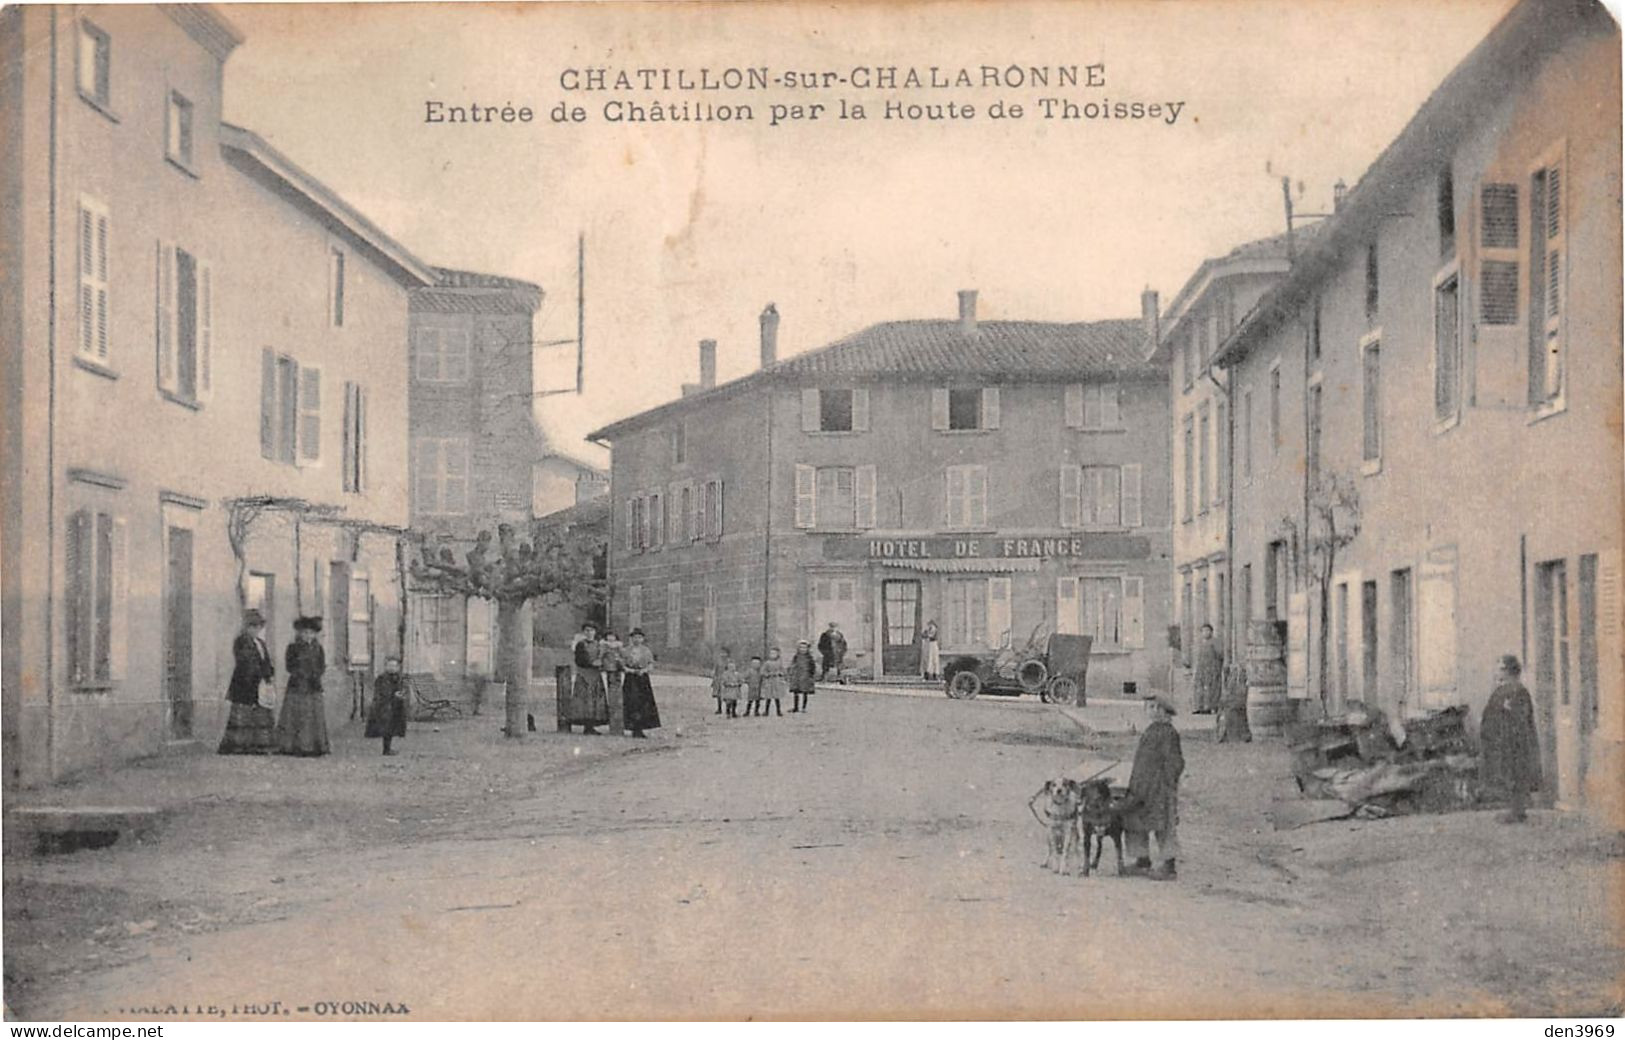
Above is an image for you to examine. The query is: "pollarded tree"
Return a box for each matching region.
[411,520,606,737]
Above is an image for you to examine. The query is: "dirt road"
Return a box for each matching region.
[5,680,1620,1020]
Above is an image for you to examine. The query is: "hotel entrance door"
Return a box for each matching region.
[882,579,922,676]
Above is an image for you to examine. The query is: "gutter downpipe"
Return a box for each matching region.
[762,384,773,653]
[45,7,60,779]
[1202,361,1234,668]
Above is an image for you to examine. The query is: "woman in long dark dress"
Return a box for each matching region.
[568,622,610,735]
[276,616,331,756]
[620,629,662,738]
[218,609,276,754]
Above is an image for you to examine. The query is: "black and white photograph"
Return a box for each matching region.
[0,0,1621,1024]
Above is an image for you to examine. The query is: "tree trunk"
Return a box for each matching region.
[496,598,529,738]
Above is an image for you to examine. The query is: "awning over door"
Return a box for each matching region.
[877,557,1041,574]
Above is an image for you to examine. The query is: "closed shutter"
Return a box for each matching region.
[1121,464,1143,526]
[853,388,870,432]
[625,497,637,551]
[982,387,1000,430]
[667,482,681,543]
[260,350,277,459]
[931,388,949,431]
[1122,576,1145,648]
[667,582,682,648]
[967,465,987,528]
[1079,466,1097,526]
[628,584,643,632]
[801,388,820,432]
[348,574,372,667]
[444,441,469,510]
[712,478,725,538]
[855,465,877,529]
[156,241,177,391]
[987,577,1012,649]
[66,510,91,682]
[1102,383,1121,427]
[1478,183,1520,326]
[1056,577,1080,635]
[355,386,368,491]
[79,200,109,360]
[297,366,322,463]
[197,261,213,400]
[794,465,817,529]
[688,480,703,541]
[1060,465,1081,528]
[1417,547,1459,709]
[1064,384,1084,429]
[945,467,965,527]
[342,384,355,491]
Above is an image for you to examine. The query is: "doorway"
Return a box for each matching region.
[1390,568,1413,717]
[1361,580,1379,706]
[881,580,922,676]
[164,526,194,740]
[1534,560,1568,805]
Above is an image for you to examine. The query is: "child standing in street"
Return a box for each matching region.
[365,656,408,756]
[720,658,744,718]
[789,639,818,714]
[745,654,764,716]
[711,647,732,715]
[760,647,788,717]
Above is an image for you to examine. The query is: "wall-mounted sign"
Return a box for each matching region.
[822,533,1151,561]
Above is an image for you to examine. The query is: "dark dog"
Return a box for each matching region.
[1073,780,1126,877]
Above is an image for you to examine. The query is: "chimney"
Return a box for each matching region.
[958,289,978,335]
[699,338,717,390]
[1141,288,1160,352]
[1333,179,1349,213]
[760,303,780,369]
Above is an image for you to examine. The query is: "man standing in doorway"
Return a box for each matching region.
[1194,623,1223,714]
[818,621,848,685]
[1480,654,1541,823]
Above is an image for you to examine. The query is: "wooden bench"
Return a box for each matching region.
[408,672,465,721]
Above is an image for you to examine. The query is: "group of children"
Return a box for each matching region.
[711,639,820,718]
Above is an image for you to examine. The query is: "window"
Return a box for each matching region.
[1335,581,1350,709]
[1364,242,1379,322]
[77,197,110,363]
[156,243,213,404]
[1309,298,1322,363]
[1362,337,1382,468]
[816,467,855,529]
[795,465,875,530]
[944,579,989,647]
[1242,389,1254,480]
[413,325,471,382]
[666,582,682,648]
[245,572,275,642]
[1528,152,1566,408]
[342,382,367,493]
[166,91,194,169]
[1065,383,1121,430]
[1215,399,1227,504]
[1438,166,1456,259]
[1479,183,1520,326]
[670,424,686,465]
[1197,403,1211,513]
[700,478,724,539]
[1062,465,1140,528]
[703,584,718,644]
[413,593,466,674]
[66,507,127,686]
[933,387,999,432]
[1434,272,1461,424]
[627,584,643,633]
[329,249,346,327]
[1307,382,1323,488]
[414,437,468,514]
[626,496,644,551]
[944,464,988,529]
[1181,416,1195,522]
[1268,363,1282,452]
[800,388,869,433]
[77,21,111,108]
[1057,575,1144,649]
[260,351,320,465]
[679,484,693,541]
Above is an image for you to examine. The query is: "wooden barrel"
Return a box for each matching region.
[1246,684,1293,737]
[1245,657,1288,686]
[1246,619,1286,648]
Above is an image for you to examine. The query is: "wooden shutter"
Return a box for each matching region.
[967,465,987,528]
[108,515,128,679]
[931,388,949,431]
[1535,151,1567,403]
[945,467,965,527]
[342,383,355,491]
[688,480,703,541]
[297,365,322,464]
[1055,577,1080,636]
[667,482,681,543]
[1060,465,1081,528]
[1478,183,1520,326]
[1417,547,1459,709]
[1122,576,1145,648]
[1079,466,1097,526]
[1103,383,1121,427]
[348,573,372,667]
[794,464,817,529]
[355,386,367,491]
[79,200,109,360]
[156,241,177,391]
[666,582,682,648]
[852,388,870,432]
[987,577,1012,649]
[628,584,643,631]
[1064,384,1084,429]
[801,388,820,432]
[708,479,724,538]
[855,465,877,529]
[625,497,638,550]
[66,509,90,682]
[1121,464,1143,527]
[260,349,277,459]
[197,261,213,400]
[982,387,1000,430]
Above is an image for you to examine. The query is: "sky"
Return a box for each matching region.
[219,0,1520,464]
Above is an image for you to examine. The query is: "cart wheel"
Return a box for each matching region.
[947,671,983,700]
[1048,676,1080,706]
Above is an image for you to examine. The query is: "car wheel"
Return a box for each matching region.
[947,671,983,700]
[1048,676,1080,706]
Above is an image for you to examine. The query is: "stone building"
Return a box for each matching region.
[590,294,1173,697]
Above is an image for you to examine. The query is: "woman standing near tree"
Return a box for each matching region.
[568,622,610,735]
[276,617,331,757]
[620,629,662,738]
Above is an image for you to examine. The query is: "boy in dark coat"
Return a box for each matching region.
[1122,694,1185,880]
[1480,654,1541,823]
[789,639,818,713]
[366,656,408,756]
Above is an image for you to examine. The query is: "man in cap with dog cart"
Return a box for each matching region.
[1120,693,1184,880]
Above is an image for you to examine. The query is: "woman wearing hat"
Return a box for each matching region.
[567,621,611,735]
[276,616,331,756]
[218,609,276,754]
[620,629,662,738]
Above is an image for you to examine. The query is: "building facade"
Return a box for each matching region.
[1,5,433,785]
[1216,0,1622,814]
[405,270,545,684]
[533,450,608,517]
[592,294,1174,697]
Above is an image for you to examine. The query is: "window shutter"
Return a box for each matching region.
[982,387,1000,430]
[852,388,870,432]
[1122,576,1145,648]
[197,261,213,400]
[1064,384,1084,428]
[297,365,322,464]
[628,584,643,631]
[712,478,725,538]
[1102,383,1121,427]
[801,388,820,432]
[667,582,682,648]
[945,467,965,527]
[795,464,817,529]
[66,510,91,682]
[356,387,368,491]
[688,480,703,541]
[1079,466,1097,526]
[968,465,988,528]
[625,497,638,551]
[931,388,949,431]
[667,482,681,543]
[1056,577,1080,636]
[1060,465,1081,528]
[855,464,877,529]
[79,202,110,360]
[987,577,1012,649]
[342,385,355,491]
[1478,183,1519,326]
[156,241,177,391]
[1540,155,1566,402]
[105,515,128,679]
[1122,464,1143,527]
[260,349,276,459]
